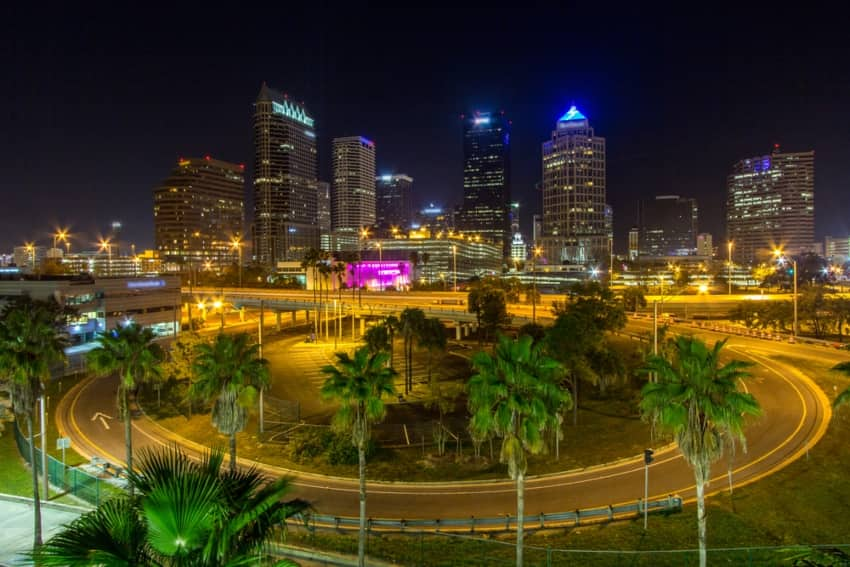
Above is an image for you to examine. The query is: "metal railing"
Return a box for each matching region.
[298,495,681,534]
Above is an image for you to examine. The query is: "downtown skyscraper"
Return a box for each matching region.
[252,83,318,265]
[376,174,414,233]
[457,111,511,256]
[331,136,376,249]
[726,146,815,263]
[153,156,244,267]
[540,105,607,265]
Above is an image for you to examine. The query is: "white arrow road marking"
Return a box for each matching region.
[99,416,110,430]
[91,412,113,421]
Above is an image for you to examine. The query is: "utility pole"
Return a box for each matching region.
[258,300,264,434]
[727,241,733,295]
[643,448,654,530]
[793,259,798,338]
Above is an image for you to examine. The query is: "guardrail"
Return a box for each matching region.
[299,495,682,534]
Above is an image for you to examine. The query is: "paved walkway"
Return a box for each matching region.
[0,494,88,566]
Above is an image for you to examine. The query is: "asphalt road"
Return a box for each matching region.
[56,319,833,522]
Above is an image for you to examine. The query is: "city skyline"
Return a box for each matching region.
[3,6,850,253]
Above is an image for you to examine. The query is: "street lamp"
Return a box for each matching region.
[359,227,369,307]
[24,242,35,273]
[98,238,112,276]
[213,299,224,330]
[231,236,243,288]
[532,245,542,324]
[774,249,798,338]
[727,241,733,295]
[377,242,383,292]
[452,244,458,293]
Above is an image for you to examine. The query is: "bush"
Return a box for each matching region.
[288,429,334,463]
[327,434,377,465]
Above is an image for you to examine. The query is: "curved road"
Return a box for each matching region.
[56,323,833,522]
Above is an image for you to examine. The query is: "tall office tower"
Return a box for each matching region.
[541,105,607,265]
[457,111,511,256]
[376,174,414,233]
[252,83,318,265]
[726,147,815,263]
[317,181,332,250]
[154,156,245,267]
[637,195,698,257]
[110,221,124,257]
[332,136,377,248]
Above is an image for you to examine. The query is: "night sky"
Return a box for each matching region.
[2,4,849,254]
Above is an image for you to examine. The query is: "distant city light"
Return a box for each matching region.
[381,174,393,181]
[473,116,491,125]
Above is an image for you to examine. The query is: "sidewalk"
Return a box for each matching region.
[0,494,89,566]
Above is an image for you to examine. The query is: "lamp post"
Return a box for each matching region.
[377,242,383,292]
[359,227,370,307]
[99,238,112,276]
[452,244,457,293]
[727,241,733,295]
[774,249,798,339]
[532,245,542,324]
[793,258,798,338]
[231,236,243,288]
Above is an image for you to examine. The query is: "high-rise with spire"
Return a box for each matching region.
[540,105,607,265]
[252,83,318,264]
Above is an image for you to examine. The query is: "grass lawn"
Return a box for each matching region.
[279,352,850,565]
[143,334,661,481]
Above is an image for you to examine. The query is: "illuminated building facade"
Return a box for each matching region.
[541,105,607,265]
[361,237,501,284]
[0,275,181,344]
[457,111,511,256]
[638,195,698,257]
[332,136,376,249]
[726,148,815,263]
[252,83,319,264]
[376,174,413,232]
[154,156,244,269]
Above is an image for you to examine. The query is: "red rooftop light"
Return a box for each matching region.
[205,155,211,160]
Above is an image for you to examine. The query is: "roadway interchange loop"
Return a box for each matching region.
[56,317,832,524]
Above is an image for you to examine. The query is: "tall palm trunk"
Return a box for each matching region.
[388,330,394,370]
[695,467,708,567]
[358,439,367,567]
[122,387,134,495]
[230,433,238,473]
[572,379,578,426]
[27,414,42,547]
[516,471,525,567]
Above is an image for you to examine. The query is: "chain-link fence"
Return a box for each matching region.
[14,421,112,507]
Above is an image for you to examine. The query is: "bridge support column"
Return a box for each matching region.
[455,323,462,340]
[291,311,297,325]
[360,317,365,337]
[239,307,246,322]
[276,311,282,331]
[305,309,310,322]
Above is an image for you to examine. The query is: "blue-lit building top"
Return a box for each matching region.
[375,173,414,233]
[457,110,511,257]
[541,104,608,266]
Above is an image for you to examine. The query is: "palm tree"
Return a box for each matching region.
[640,336,761,567]
[384,315,400,370]
[468,334,570,567]
[87,323,163,486]
[363,322,390,354]
[418,317,447,384]
[190,332,269,472]
[408,251,420,285]
[301,248,321,335]
[399,308,426,395]
[0,297,67,548]
[320,346,396,567]
[33,444,308,566]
